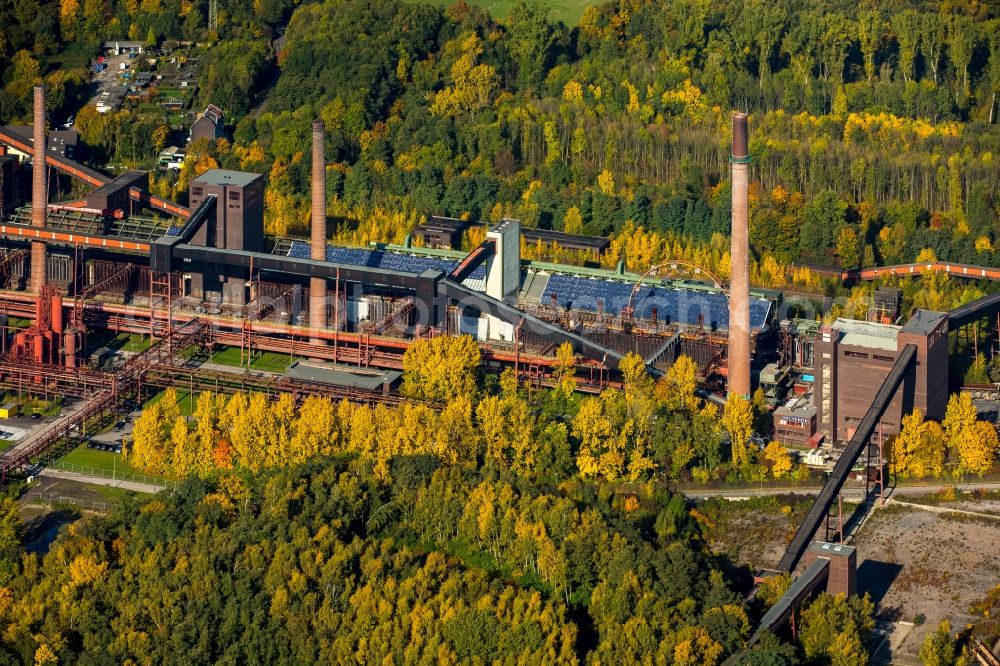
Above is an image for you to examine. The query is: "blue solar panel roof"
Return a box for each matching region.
[539,273,770,330]
[286,241,487,280]
[165,226,183,237]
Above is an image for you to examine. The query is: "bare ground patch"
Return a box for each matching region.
[696,495,812,571]
[852,504,1000,663]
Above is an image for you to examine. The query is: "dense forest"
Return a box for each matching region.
[1,1,998,662]
[0,340,898,664]
[3,0,1000,275]
[0,455,875,664]
[240,0,1000,273]
[0,332,990,663]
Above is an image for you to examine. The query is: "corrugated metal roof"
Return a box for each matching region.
[832,318,899,351]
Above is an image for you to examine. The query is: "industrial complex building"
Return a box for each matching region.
[0,85,994,458]
[813,312,949,443]
[0,91,782,393]
[2,85,1000,647]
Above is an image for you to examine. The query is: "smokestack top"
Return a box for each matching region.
[732,112,749,160]
[312,120,325,134]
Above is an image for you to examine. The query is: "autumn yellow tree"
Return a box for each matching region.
[722,395,754,468]
[263,393,296,468]
[943,392,977,446]
[438,396,477,466]
[477,370,535,476]
[756,573,792,608]
[943,392,999,476]
[553,342,577,397]
[170,415,197,477]
[955,421,999,476]
[126,403,169,475]
[59,0,81,40]
[656,354,699,412]
[288,395,337,463]
[429,34,499,119]
[224,392,267,472]
[620,352,653,396]
[672,625,723,666]
[191,392,227,476]
[152,124,170,153]
[402,334,481,402]
[891,409,947,479]
[573,395,618,480]
[762,441,793,479]
[573,388,655,482]
[159,387,181,425]
[562,207,583,235]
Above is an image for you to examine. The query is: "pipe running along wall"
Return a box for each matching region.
[727,112,751,398]
[310,120,328,342]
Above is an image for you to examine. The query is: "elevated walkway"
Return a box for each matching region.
[753,559,830,640]
[776,344,917,573]
[948,292,1000,331]
[0,126,189,219]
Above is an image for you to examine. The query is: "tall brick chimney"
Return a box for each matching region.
[728,113,751,397]
[30,85,47,293]
[309,120,328,342]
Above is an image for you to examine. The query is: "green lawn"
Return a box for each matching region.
[146,387,198,416]
[86,331,152,355]
[91,485,141,501]
[209,347,292,373]
[56,443,175,486]
[58,443,141,477]
[404,0,592,27]
[115,333,153,353]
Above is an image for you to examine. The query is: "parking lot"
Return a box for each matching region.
[86,408,140,453]
[86,53,132,115]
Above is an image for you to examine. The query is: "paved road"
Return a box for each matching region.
[37,468,166,494]
[888,498,1000,519]
[0,401,89,466]
[681,481,1000,500]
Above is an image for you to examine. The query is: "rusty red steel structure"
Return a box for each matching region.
[0,286,589,377]
[0,318,205,479]
[0,315,449,481]
[0,124,189,220]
